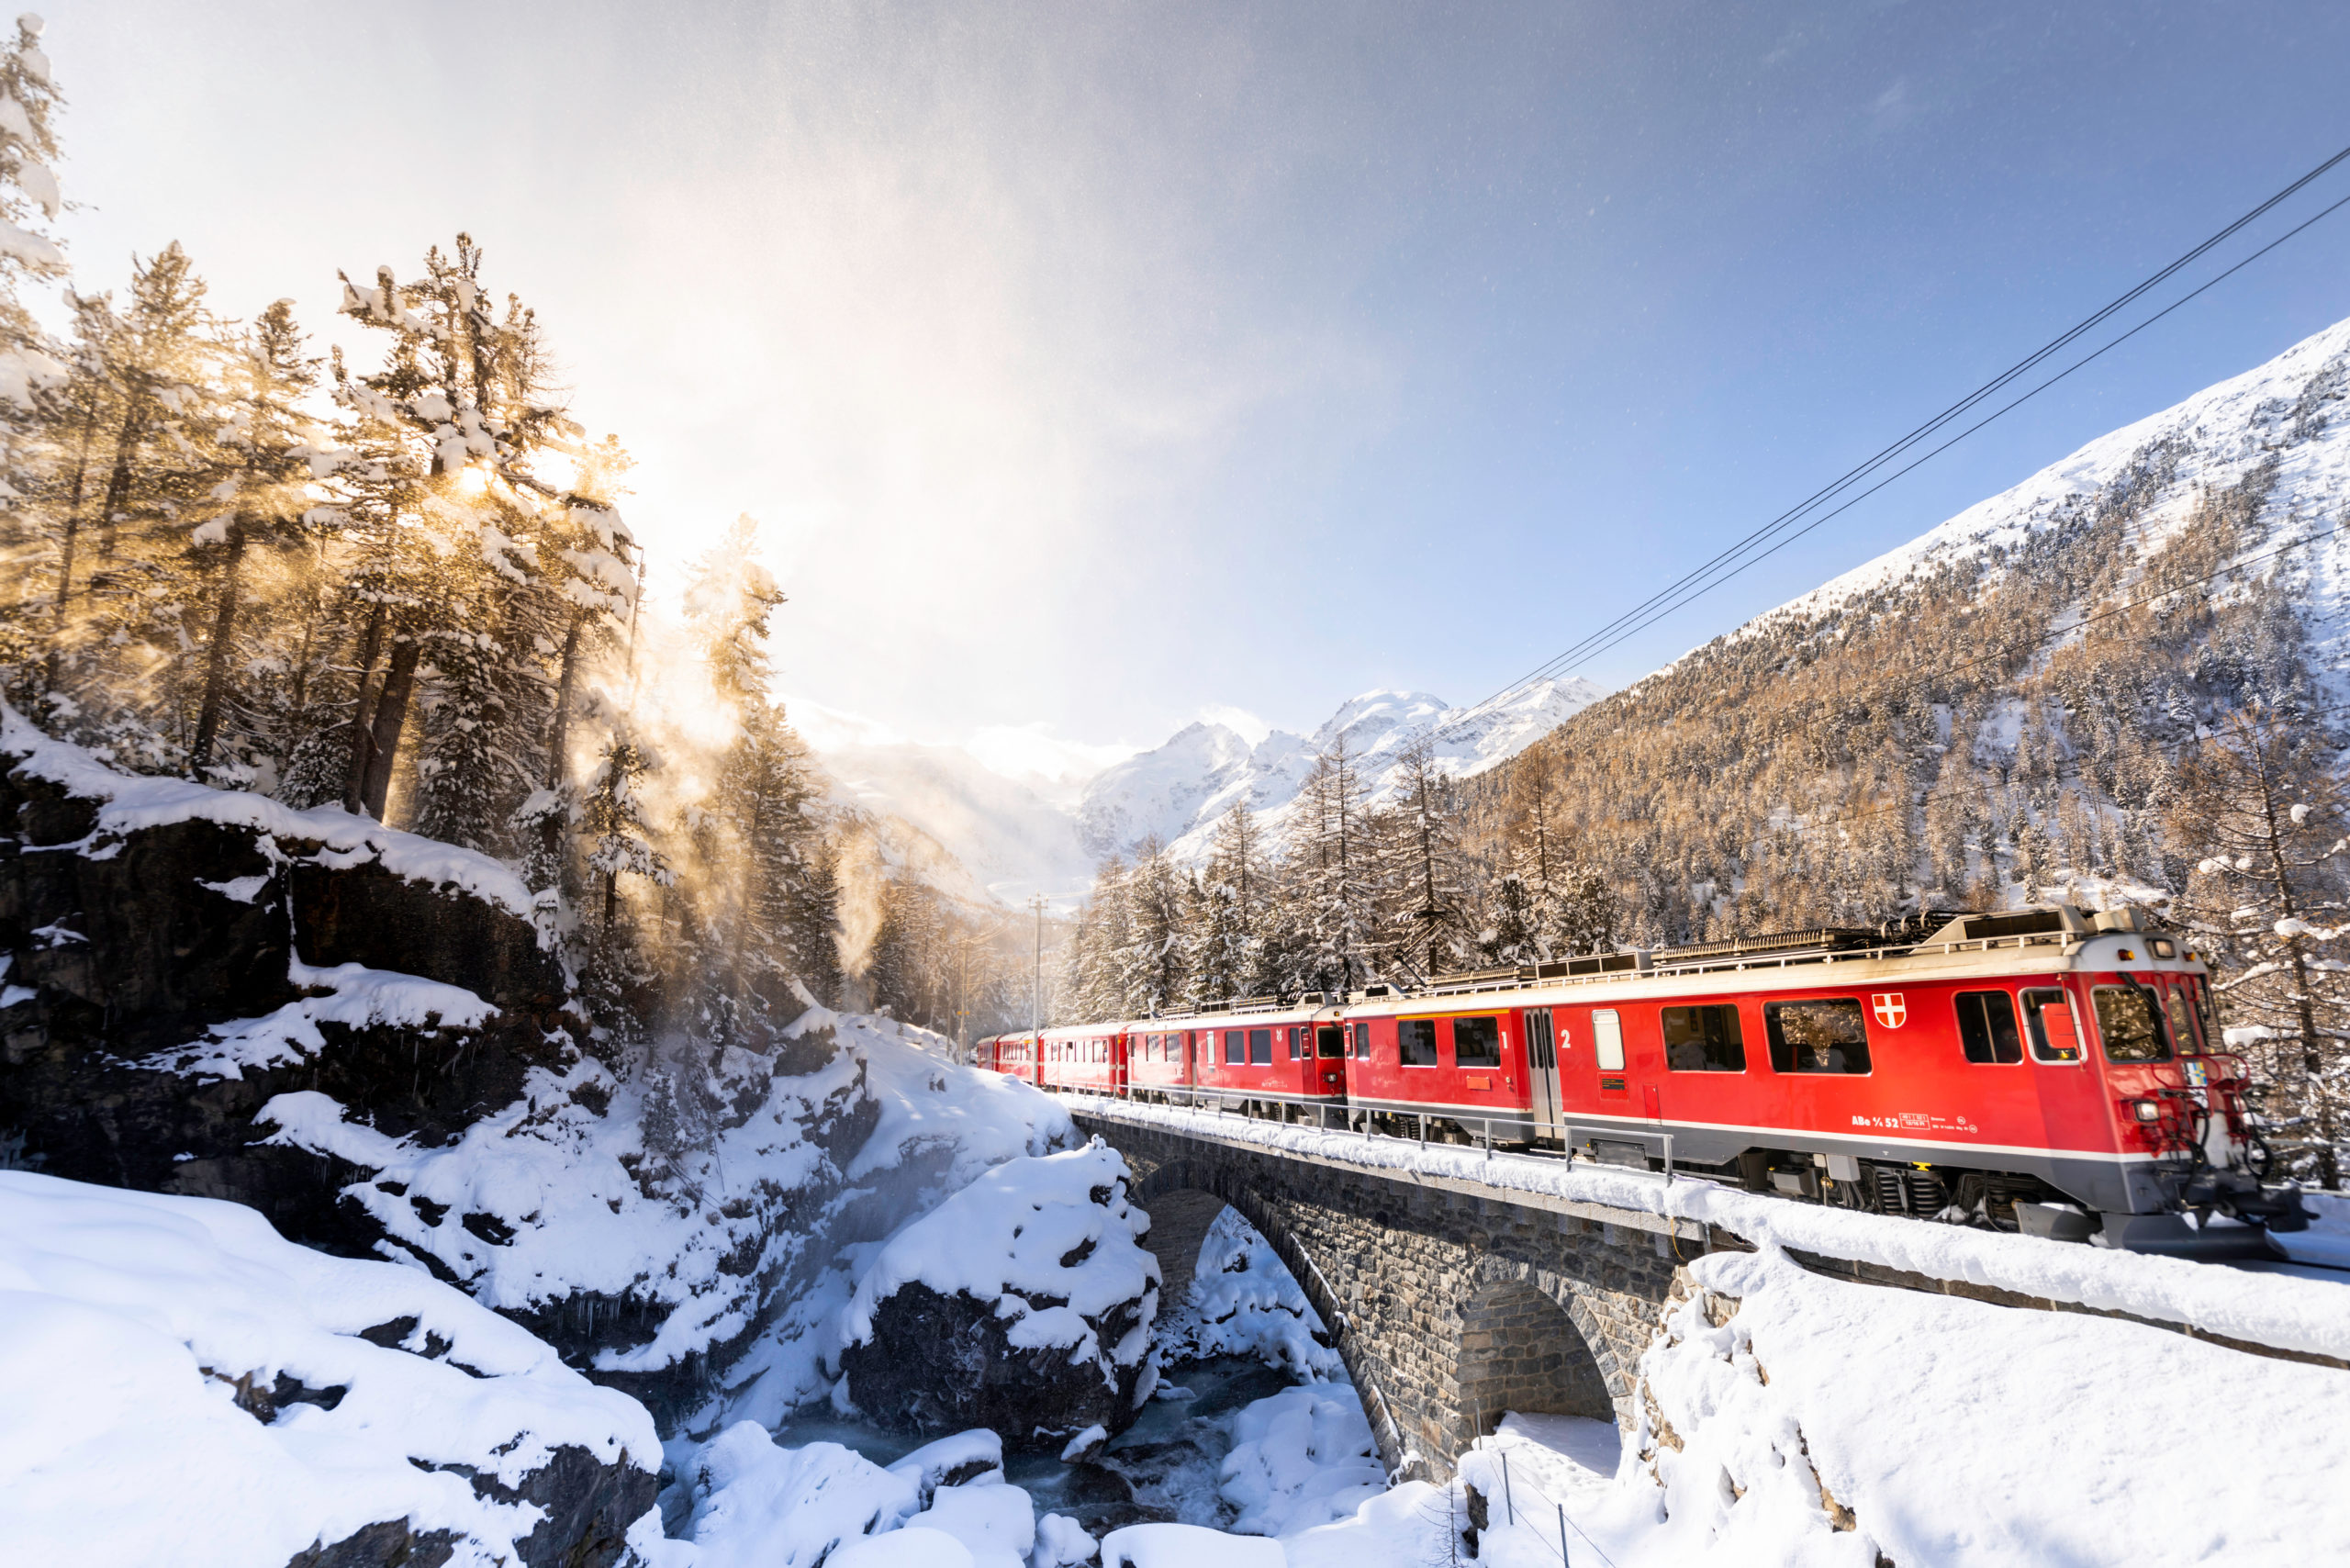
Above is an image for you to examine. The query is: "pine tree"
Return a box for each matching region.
[1284,735,1379,992]
[1122,835,1188,1014]
[1384,734,1472,978]
[185,299,320,779]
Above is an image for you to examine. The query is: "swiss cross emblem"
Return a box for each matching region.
[1872,992,1907,1028]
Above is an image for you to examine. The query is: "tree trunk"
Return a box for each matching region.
[95,394,147,559]
[341,604,388,814]
[189,517,248,774]
[44,398,102,689]
[362,639,421,822]
[543,610,583,790]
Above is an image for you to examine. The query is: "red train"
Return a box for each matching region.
[980,905,2309,1254]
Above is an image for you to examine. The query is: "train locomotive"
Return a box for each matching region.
[981,903,2310,1255]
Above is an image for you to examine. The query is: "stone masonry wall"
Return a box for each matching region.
[1080,1111,1698,1479]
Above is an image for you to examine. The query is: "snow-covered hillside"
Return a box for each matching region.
[1078,677,1606,868]
[1742,313,2350,671]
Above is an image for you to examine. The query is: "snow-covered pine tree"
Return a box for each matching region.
[0,12,66,700]
[1122,835,1188,1014]
[1282,734,1379,993]
[680,514,836,1013]
[319,237,605,840]
[2166,710,2350,1187]
[1383,733,1473,978]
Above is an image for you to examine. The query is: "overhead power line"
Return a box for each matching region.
[1434,142,2350,743]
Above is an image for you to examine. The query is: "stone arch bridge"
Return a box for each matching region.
[1076,1106,1729,1480]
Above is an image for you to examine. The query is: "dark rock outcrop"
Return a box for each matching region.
[841,1278,1153,1448]
[836,1145,1160,1450]
[0,752,575,1248]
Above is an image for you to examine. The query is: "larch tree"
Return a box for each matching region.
[2165,710,2350,1187]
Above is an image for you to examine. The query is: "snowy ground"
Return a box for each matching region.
[0,1171,657,1567]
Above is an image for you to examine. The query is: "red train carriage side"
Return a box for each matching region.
[1125,1025,1198,1102]
[1035,1023,1126,1096]
[1176,1002,1351,1116]
[981,1033,1044,1085]
[1342,906,2295,1244]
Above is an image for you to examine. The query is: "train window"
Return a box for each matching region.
[1593,1010,1625,1071]
[1763,1000,1873,1074]
[1662,1005,1745,1071]
[1351,1021,1371,1059]
[1224,1029,1244,1065]
[2092,987,2171,1063]
[1400,1019,1439,1067]
[1317,1025,1347,1058]
[2020,989,2081,1062]
[1248,1028,1272,1065]
[1287,1026,1301,1060]
[1954,991,2022,1064]
[1453,1016,1502,1068]
[2162,986,2202,1054]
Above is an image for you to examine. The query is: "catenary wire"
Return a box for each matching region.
[1433,146,2350,742]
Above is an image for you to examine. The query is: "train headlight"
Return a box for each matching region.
[2131,1099,2163,1123]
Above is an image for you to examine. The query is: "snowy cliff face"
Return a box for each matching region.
[1077,677,1606,867]
[0,717,1077,1440]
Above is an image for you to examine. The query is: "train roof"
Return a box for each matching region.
[1043,904,2205,1035]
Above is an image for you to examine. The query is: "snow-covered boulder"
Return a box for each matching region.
[838,1140,1160,1448]
[1154,1207,1343,1382]
[1216,1383,1385,1537]
[0,1170,657,1568]
[1100,1520,1283,1568]
[671,1424,920,1568]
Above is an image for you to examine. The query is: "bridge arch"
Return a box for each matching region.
[1127,1159,1396,1446]
[1094,1114,1689,1481]
[1452,1254,1629,1446]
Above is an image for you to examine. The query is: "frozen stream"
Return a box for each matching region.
[775,1355,1306,1536]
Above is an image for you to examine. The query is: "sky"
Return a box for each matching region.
[41,2,2350,781]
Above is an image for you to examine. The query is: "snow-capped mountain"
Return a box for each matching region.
[811,739,1098,908]
[1077,676,1607,867]
[789,675,1605,906]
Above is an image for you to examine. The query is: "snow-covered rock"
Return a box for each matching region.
[1100,1520,1284,1567]
[668,1425,920,1568]
[838,1140,1161,1446]
[1217,1383,1386,1538]
[1154,1206,1343,1382]
[0,1170,658,1568]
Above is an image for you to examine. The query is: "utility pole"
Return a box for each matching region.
[1029,893,1048,1038]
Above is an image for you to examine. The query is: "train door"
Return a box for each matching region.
[1525,1007,1562,1139]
